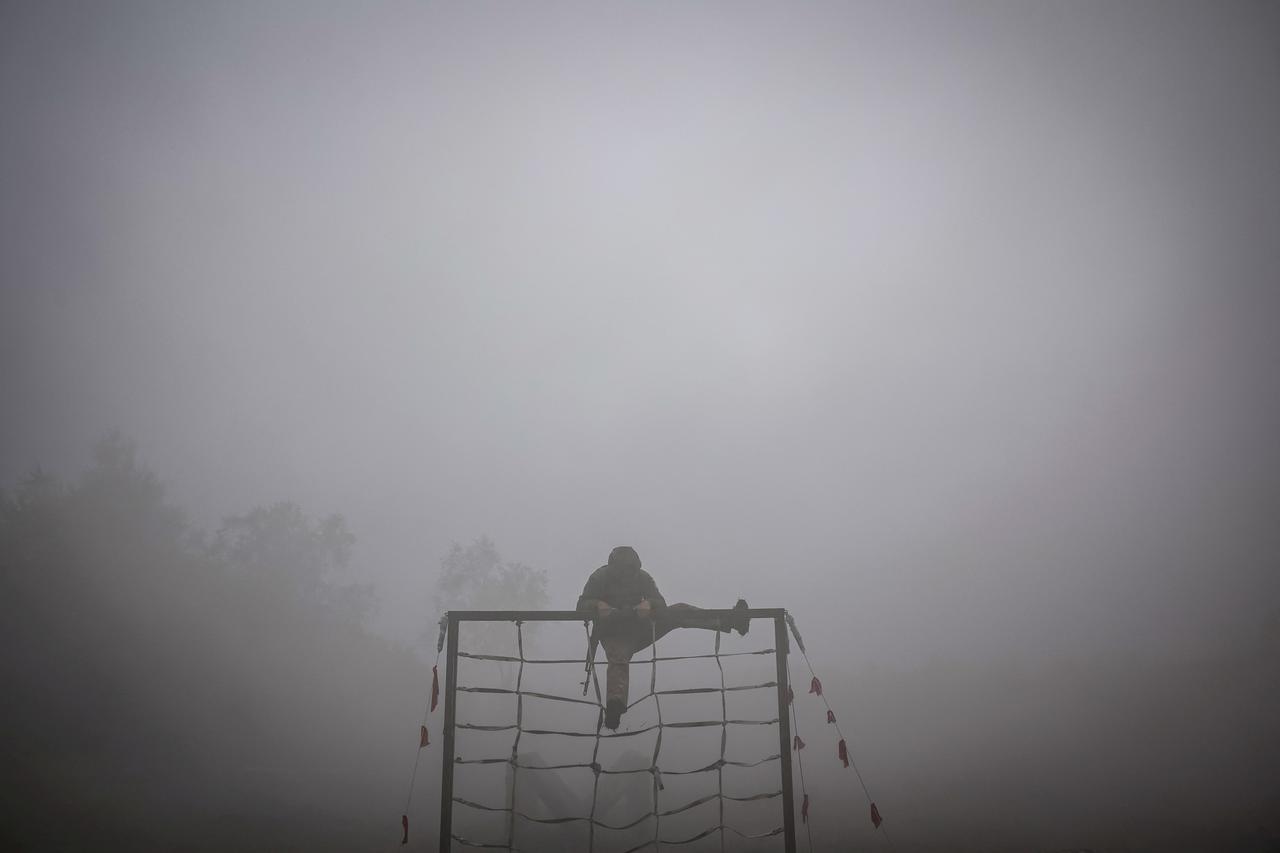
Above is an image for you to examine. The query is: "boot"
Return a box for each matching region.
[603,699,624,731]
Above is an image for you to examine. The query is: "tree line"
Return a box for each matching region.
[0,435,457,852]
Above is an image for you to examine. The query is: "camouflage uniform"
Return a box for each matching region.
[577,546,747,723]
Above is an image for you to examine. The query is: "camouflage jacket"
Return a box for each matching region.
[576,563,668,613]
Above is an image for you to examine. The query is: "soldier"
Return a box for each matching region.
[577,546,749,730]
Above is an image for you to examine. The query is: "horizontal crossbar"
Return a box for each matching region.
[447,608,786,622]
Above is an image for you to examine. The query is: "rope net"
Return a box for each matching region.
[444,614,791,852]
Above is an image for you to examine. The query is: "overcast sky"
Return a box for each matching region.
[3,0,1277,666]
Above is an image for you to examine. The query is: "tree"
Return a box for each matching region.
[213,502,373,625]
[0,437,425,852]
[432,536,548,659]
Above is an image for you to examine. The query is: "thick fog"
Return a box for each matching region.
[3,2,1278,851]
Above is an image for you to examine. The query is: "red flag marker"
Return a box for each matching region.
[786,686,794,705]
[801,794,810,823]
[826,709,836,724]
[793,734,806,751]
[809,676,822,696]
[837,738,849,768]
[870,802,883,828]
[401,814,409,844]
[430,665,440,713]
[419,725,430,749]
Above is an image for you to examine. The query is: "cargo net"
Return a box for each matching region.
[447,614,788,852]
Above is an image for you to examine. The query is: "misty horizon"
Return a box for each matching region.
[3,1,1278,851]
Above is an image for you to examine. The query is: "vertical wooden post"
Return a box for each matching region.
[774,614,797,853]
[438,612,460,852]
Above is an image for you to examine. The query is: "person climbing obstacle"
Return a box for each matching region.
[577,545,750,730]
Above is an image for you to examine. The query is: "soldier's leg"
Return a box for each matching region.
[600,635,632,729]
[664,603,724,631]
[621,613,675,657]
[655,601,750,636]
[625,603,746,660]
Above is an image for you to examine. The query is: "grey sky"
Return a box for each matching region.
[3,0,1278,665]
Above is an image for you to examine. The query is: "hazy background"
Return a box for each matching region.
[2,1,1278,851]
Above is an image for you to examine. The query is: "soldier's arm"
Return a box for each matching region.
[576,567,609,614]
[639,570,667,612]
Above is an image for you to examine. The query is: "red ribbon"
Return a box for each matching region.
[430,665,440,713]
[801,793,810,823]
[837,738,849,768]
[870,802,883,828]
[809,676,822,696]
[419,725,430,748]
[793,734,805,751]
[827,709,836,724]
[401,814,409,844]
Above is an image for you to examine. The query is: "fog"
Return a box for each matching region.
[2,1,1278,851]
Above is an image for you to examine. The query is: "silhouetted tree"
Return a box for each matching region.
[0,437,426,852]
[433,536,548,658]
[213,501,373,624]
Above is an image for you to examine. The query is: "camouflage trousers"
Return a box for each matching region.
[597,603,732,709]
